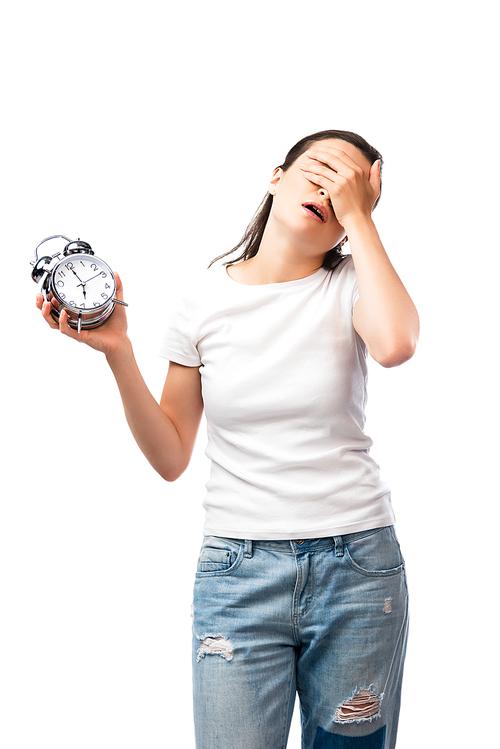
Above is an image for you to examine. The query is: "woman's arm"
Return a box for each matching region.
[300,149,419,367]
[107,348,203,481]
[348,216,419,368]
[37,275,203,480]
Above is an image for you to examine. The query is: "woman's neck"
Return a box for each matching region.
[228,221,325,286]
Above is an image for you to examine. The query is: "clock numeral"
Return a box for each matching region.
[93,301,101,307]
[59,293,66,300]
[105,283,110,290]
[101,293,109,300]
[69,300,76,306]
[65,262,75,271]
[80,260,86,267]
[57,280,65,287]
[59,270,66,278]
[90,263,98,272]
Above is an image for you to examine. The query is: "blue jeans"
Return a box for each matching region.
[192,526,409,749]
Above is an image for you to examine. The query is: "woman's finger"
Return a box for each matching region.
[305,147,363,177]
[114,270,123,296]
[369,160,382,205]
[299,159,344,192]
[40,299,59,329]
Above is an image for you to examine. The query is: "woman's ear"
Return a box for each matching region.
[268,167,283,196]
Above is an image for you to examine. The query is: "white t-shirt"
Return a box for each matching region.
[159,256,395,539]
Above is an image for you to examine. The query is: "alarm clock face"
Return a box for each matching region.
[51,254,116,312]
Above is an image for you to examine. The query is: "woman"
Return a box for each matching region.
[38,129,419,749]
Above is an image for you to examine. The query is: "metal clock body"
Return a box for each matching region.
[31,235,127,332]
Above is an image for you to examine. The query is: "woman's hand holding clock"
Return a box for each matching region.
[36,272,129,358]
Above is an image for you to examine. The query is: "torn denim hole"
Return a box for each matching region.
[196,634,234,663]
[383,597,392,614]
[334,687,383,724]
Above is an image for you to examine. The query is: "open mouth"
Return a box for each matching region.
[302,202,327,223]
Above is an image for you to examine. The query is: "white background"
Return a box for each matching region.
[2,1,498,746]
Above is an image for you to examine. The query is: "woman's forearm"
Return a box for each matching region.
[106,341,193,481]
[348,217,419,368]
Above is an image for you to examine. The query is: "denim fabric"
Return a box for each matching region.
[192,526,408,749]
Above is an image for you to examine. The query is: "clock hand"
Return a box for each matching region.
[83,271,105,284]
[70,268,85,284]
[76,280,87,301]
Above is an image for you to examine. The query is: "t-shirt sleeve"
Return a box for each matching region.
[159,295,201,366]
[338,255,359,312]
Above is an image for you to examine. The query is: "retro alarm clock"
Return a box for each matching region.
[31,234,127,333]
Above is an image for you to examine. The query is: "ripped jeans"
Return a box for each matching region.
[192,527,409,749]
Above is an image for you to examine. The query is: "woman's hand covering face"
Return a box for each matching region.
[299,146,380,229]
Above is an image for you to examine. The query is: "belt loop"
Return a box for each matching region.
[244,540,253,558]
[334,535,344,557]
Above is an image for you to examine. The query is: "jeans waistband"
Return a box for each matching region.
[224,527,391,557]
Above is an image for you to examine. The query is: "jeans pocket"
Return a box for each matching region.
[343,526,405,577]
[196,536,244,577]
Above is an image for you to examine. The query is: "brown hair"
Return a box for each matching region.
[209,129,383,270]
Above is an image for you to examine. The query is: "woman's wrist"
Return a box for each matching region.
[341,212,377,240]
[105,336,134,371]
